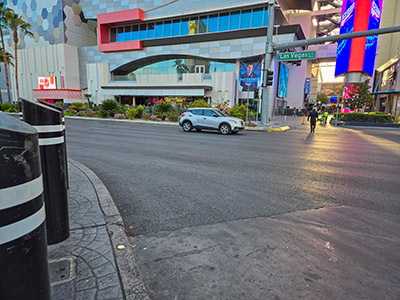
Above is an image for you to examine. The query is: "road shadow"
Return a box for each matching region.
[304,132,314,143]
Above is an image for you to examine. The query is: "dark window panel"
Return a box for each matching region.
[110,27,117,42]
[252,8,263,28]
[219,13,229,31]
[172,20,181,36]
[139,24,146,40]
[155,22,163,38]
[181,18,189,35]
[240,9,251,29]
[229,11,240,30]
[117,27,124,42]
[147,23,155,39]
[164,21,172,37]
[199,15,208,33]
[208,14,218,32]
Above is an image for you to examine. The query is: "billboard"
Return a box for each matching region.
[277,63,289,99]
[38,76,56,89]
[239,60,262,92]
[335,0,383,77]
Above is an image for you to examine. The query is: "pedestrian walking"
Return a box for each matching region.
[323,111,329,126]
[308,107,318,133]
[293,107,297,117]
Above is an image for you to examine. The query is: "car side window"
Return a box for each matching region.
[190,109,203,115]
[203,110,214,117]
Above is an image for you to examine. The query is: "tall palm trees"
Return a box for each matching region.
[0,2,12,104]
[6,11,32,102]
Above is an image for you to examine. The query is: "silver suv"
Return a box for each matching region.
[179,107,245,134]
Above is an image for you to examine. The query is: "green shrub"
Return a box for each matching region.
[143,113,151,120]
[70,102,87,111]
[92,105,100,112]
[85,110,97,118]
[64,111,74,116]
[54,102,65,110]
[188,100,209,108]
[136,105,144,118]
[125,107,138,120]
[167,112,179,122]
[337,112,395,123]
[1,103,17,112]
[152,102,172,117]
[228,105,246,120]
[76,112,85,117]
[100,100,121,117]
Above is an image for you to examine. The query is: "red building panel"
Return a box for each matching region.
[97,8,144,52]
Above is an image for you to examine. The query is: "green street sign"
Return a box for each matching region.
[277,51,316,61]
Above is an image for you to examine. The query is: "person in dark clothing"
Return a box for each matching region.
[308,107,318,133]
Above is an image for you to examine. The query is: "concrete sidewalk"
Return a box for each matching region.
[48,160,149,300]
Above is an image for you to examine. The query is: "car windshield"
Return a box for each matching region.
[213,110,229,117]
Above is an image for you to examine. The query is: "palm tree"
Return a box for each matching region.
[0,47,13,104]
[5,11,32,102]
[0,3,13,104]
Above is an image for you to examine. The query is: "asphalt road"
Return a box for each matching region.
[66,118,400,300]
[66,119,400,236]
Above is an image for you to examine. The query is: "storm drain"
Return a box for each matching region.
[48,257,76,286]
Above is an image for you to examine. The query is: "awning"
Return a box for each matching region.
[101,85,212,97]
[372,90,400,95]
[33,89,82,100]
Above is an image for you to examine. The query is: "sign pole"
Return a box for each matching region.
[260,0,276,126]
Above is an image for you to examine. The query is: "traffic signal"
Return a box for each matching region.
[266,69,274,86]
[254,88,259,98]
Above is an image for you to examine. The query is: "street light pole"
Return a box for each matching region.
[260,0,276,126]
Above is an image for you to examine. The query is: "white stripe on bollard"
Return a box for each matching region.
[33,124,64,133]
[0,175,43,209]
[38,136,64,146]
[0,205,46,245]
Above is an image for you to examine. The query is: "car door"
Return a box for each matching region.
[189,109,204,127]
[202,110,220,130]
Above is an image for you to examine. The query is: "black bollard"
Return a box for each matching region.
[38,100,69,190]
[21,98,69,245]
[0,112,51,300]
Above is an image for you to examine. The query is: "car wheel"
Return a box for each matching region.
[182,121,193,132]
[219,123,231,135]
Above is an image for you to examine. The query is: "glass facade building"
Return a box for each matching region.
[110,6,269,43]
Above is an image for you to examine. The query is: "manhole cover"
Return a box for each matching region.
[48,257,76,286]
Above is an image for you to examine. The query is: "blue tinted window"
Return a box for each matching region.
[181,18,189,35]
[124,26,131,41]
[117,27,124,42]
[229,11,239,30]
[263,8,269,26]
[139,24,146,40]
[252,8,263,27]
[147,23,155,39]
[172,20,181,36]
[199,16,208,33]
[240,10,251,29]
[131,25,139,40]
[155,22,163,38]
[164,21,172,37]
[110,27,117,42]
[208,15,218,32]
[219,13,229,31]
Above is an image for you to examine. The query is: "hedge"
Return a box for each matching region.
[337,112,395,123]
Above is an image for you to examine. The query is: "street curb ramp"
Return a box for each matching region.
[69,159,150,300]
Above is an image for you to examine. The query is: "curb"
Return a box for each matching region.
[65,116,291,132]
[68,159,150,300]
[245,125,291,132]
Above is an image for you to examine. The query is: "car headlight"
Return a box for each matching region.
[228,119,238,124]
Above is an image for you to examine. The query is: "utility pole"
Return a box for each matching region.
[260,0,276,126]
